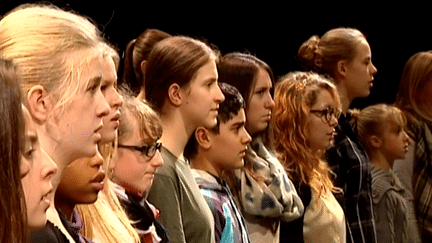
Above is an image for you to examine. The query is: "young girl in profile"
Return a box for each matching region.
[351,104,420,243]
[144,36,225,243]
[298,27,378,243]
[272,71,345,243]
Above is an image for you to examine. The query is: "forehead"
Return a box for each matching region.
[311,89,337,108]
[354,38,371,59]
[253,68,272,89]
[102,56,117,81]
[122,112,151,143]
[191,60,218,84]
[221,109,246,127]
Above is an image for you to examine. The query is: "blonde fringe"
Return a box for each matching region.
[76,143,140,243]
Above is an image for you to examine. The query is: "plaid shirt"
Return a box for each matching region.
[326,112,377,243]
[406,114,432,242]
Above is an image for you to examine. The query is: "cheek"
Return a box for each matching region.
[21,173,39,215]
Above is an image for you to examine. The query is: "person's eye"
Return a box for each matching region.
[23,147,35,160]
[87,84,99,94]
[101,83,109,92]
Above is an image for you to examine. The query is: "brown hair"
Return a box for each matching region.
[122,29,171,95]
[395,51,432,126]
[144,36,219,111]
[298,28,365,79]
[0,59,27,243]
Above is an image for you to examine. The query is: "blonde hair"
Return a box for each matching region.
[0,4,103,114]
[271,71,341,197]
[117,94,163,145]
[396,51,432,124]
[76,45,140,242]
[351,104,407,152]
[78,95,163,242]
[298,28,365,79]
[76,143,140,243]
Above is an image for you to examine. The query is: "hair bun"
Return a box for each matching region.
[298,35,320,71]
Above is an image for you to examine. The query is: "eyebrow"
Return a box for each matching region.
[231,121,246,128]
[86,75,103,89]
[27,133,38,145]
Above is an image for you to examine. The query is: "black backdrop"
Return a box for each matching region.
[2,1,431,109]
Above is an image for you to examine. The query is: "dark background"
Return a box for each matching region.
[2,1,431,109]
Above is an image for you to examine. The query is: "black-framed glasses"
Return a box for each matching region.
[310,107,341,123]
[118,142,162,159]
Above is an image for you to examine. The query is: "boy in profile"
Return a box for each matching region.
[184,82,252,243]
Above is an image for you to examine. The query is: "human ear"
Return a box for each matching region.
[26,85,51,125]
[167,83,182,106]
[369,135,382,149]
[336,60,348,78]
[195,127,212,150]
[140,60,147,74]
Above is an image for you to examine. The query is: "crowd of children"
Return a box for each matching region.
[1,2,431,243]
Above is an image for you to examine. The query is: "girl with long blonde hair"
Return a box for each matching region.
[272,71,345,243]
[75,43,141,243]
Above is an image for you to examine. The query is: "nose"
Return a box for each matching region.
[329,115,338,127]
[402,130,410,142]
[370,62,378,75]
[96,90,110,118]
[89,150,104,168]
[41,148,58,180]
[111,88,123,108]
[265,92,275,109]
[150,151,164,168]
[214,83,225,104]
[242,128,252,144]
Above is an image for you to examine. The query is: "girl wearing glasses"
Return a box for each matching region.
[298,27,378,243]
[109,95,168,242]
[272,71,345,243]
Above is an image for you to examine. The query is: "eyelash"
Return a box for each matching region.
[88,84,99,93]
[23,147,35,160]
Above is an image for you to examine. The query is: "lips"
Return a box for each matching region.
[89,170,105,191]
[91,171,106,184]
[111,112,120,122]
[41,185,54,210]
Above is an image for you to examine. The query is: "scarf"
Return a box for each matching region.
[233,137,304,221]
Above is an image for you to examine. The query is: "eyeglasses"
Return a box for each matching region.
[118,142,162,159]
[310,107,341,123]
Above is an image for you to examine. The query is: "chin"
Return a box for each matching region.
[28,217,47,230]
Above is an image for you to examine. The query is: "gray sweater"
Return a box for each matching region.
[371,165,421,243]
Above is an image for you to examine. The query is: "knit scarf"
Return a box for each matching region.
[233,137,304,221]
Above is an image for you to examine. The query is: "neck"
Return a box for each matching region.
[54,197,75,221]
[159,108,195,159]
[335,81,352,113]
[36,124,71,193]
[190,153,222,178]
[136,90,145,101]
[369,150,392,171]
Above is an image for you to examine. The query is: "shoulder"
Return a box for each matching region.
[372,167,406,205]
[30,221,69,243]
[153,148,178,179]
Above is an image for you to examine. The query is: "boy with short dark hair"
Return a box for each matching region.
[184,82,252,243]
